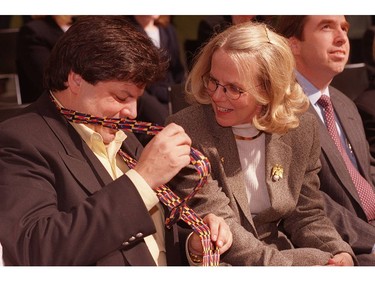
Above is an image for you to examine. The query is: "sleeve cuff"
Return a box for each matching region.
[185,232,202,266]
[126,169,159,211]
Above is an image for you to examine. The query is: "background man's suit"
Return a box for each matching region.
[309,86,375,265]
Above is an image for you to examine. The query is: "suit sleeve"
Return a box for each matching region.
[321,191,375,263]
[281,114,356,260]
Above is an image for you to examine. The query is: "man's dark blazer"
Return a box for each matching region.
[16,17,65,104]
[0,93,186,265]
[309,86,375,265]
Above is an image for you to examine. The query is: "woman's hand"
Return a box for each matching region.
[326,252,354,266]
[188,213,232,256]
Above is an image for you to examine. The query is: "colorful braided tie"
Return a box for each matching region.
[51,94,220,266]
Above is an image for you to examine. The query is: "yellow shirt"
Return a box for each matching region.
[71,121,167,265]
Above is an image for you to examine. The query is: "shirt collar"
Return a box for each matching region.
[295,70,330,105]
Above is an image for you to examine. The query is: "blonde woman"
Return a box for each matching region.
[167,21,355,266]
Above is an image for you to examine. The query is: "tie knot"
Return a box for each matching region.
[317,94,332,109]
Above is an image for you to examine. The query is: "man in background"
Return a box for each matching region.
[276,15,375,265]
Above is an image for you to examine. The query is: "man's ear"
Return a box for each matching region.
[288,37,301,56]
[67,71,83,93]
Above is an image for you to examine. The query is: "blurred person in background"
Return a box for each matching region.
[16,15,74,103]
[126,15,185,145]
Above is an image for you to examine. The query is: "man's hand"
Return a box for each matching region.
[134,123,191,189]
[326,252,354,266]
[188,213,232,256]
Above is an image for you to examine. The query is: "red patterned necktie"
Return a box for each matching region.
[318,94,375,221]
[51,95,220,265]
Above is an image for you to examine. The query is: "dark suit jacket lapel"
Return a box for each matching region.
[159,26,168,49]
[36,93,113,193]
[330,88,369,176]
[307,102,361,203]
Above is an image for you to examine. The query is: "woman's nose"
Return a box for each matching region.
[211,84,228,100]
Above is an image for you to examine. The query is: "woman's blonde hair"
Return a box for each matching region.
[185,21,309,134]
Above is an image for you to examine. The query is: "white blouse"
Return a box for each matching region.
[232,124,271,215]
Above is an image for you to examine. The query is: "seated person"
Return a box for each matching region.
[276,15,375,265]
[167,21,355,266]
[16,15,74,103]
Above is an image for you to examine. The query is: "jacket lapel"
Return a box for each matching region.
[37,93,113,194]
[264,133,293,214]
[211,121,295,227]
[307,103,361,203]
[330,88,370,177]
[210,120,257,232]
[250,133,294,225]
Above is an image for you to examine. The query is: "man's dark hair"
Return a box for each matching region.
[44,16,169,91]
[275,16,308,40]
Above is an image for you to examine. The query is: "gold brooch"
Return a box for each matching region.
[271,164,283,182]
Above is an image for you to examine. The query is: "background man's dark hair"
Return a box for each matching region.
[275,16,308,40]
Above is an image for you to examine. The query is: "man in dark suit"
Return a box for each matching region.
[276,15,375,265]
[0,16,231,266]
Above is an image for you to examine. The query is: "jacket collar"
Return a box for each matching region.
[35,93,118,193]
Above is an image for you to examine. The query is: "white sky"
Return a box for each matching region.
[2,0,375,15]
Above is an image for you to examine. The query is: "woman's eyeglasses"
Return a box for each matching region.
[201,74,247,100]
